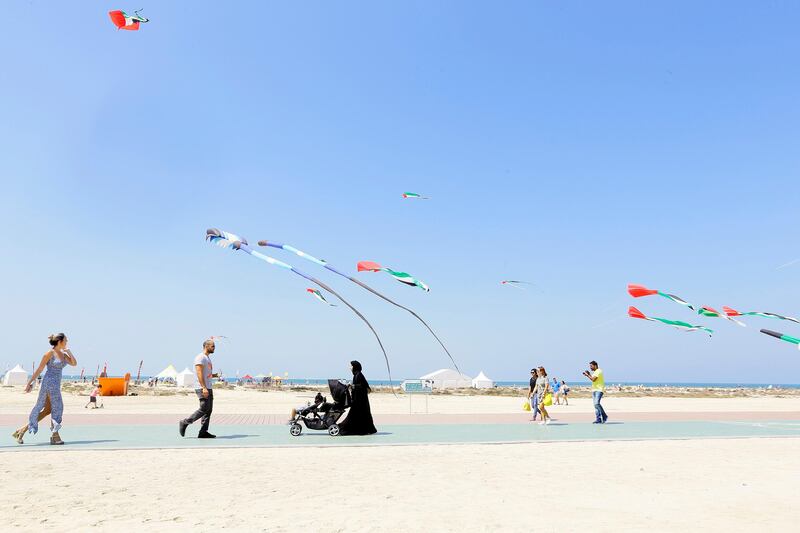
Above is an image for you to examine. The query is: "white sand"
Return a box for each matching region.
[3,438,799,532]
[3,386,799,531]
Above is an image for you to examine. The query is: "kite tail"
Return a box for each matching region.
[348,276,462,376]
[292,269,396,392]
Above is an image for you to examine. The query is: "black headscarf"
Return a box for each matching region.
[350,360,371,391]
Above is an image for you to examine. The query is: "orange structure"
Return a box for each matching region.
[98,373,131,396]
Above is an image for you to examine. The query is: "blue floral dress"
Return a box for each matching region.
[28,353,67,434]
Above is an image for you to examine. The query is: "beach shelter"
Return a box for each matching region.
[3,364,28,386]
[176,367,196,388]
[419,369,472,389]
[155,364,178,380]
[472,371,495,389]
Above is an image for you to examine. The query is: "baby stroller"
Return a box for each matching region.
[289,379,351,437]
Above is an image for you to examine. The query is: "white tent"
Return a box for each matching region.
[419,369,472,389]
[472,371,495,389]
[3,364,28,386]
[176,367,197,388]
[155,364,178,380]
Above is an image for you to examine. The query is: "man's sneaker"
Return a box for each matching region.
[592,420,602,424]
[198,432,216,439]
[179,421,188,437]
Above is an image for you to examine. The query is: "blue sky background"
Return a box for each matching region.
[1,1,798,383]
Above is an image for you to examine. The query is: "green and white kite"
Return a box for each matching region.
[402,192,429,200]
[357,261,430,292]
[629,306,713,337]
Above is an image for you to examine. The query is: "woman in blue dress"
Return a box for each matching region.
[12,333,77,445]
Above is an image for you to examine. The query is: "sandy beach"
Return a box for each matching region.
[2,385,799,531]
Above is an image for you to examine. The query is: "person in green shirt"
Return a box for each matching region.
[582,360,607,424]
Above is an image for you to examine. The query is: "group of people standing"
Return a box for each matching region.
[527,360,607,424]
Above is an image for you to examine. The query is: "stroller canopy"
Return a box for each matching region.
[328,379,351,408]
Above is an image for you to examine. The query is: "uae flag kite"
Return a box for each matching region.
[402,192,429,199]
[696,306,746,327]
[724,307,800,324]
[358,261,430,292]
[307,288,336,306]
[629,306,713,337]
[628,284,695,311]
[109,9,149,30]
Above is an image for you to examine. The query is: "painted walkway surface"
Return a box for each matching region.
[2,420,799,452]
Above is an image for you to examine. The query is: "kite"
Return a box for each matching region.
[501,280,533,289]
[358,261,430,292]
[696,306,746,327]
[307,288,336,307]
[723,307,800,324]
[628,306,713,336]
[402,192,429,199]
[206,229,393,385]
[108,9,149,30]
[257,240,460,374]
[628,284,695,311]
[760,329,800,349]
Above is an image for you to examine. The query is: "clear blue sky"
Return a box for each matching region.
[1,1,798,383]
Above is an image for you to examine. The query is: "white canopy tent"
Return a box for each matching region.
[155,364,178,380]
[176,367,197,388]
[419,369,472,389]
[472,371,495,389]
[3,364,28,386]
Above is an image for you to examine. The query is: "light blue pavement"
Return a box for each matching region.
[2,420,800,451]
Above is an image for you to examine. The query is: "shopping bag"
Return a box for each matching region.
[543,393,553,406]
[522,399,531,411]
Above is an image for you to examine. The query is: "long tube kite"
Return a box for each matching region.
[629,306,713,336]
[697,306,746,327]
[628,284,695,311]
[724,307,800,324]
[358,261,430,292]
[760,329,800,350]
[206,229,394,384]
[402,192,429,199]
[257,240,460,374]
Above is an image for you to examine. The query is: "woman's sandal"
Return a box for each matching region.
[11,429,24,444]
[50,432,64,445]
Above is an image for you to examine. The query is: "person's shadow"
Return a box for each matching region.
[210,434,258,440]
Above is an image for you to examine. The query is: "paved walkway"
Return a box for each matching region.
[2,419,799,452]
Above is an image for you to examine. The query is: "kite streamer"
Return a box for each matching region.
[307,288,336,306]
[206,229,394,385]
[628,284,695,311]
[696,306,746,327]
[257,240,460,374]
[402,192,429,199]
[108,9,149,30]
[629,306,713,336]
[760,329,800,349]
[724,307,800,324]
[358,261,430,292]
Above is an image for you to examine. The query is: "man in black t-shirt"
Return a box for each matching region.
[527,368,541,421]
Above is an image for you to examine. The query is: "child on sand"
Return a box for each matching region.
[85,384,103,409]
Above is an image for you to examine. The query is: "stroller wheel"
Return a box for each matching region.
[289,423,302,436]
[328,424,340,436]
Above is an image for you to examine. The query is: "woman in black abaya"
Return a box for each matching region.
[338,360,377,435]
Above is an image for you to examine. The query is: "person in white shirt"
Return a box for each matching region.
[179,339,219,438]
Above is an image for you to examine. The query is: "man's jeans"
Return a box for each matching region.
[592,391,607,422]
[183,390,214,433]
[530,394,541,419]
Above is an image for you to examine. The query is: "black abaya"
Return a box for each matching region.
[338,371,377,435]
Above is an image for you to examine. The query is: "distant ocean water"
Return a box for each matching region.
[59,376,800,389]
